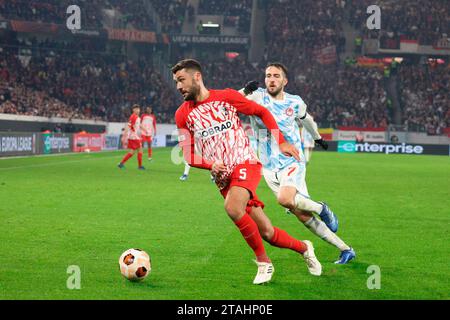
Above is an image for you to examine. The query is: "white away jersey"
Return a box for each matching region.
[247,87,307,172]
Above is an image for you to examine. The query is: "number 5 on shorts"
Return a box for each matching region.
[239,168,247,180]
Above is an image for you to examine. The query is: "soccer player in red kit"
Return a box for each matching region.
[118,104,145,170]
[172,59,321,284]
[141,106,157,161]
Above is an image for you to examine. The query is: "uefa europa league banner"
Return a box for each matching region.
[0,133,38,157]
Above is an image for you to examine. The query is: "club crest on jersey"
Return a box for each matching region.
[285,107,294,117]
[195,120,233,139]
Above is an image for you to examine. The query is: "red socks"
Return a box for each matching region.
[234,214,270,263]
[121,152,143,167]
[137,152,143,167]
[121,153,133,164]
[148,148,152,158]
[269,227,307,254]
[233,216,307,261]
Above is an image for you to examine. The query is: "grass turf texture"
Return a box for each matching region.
[0,148,448,300]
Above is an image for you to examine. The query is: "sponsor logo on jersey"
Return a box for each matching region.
[195,120,233,139]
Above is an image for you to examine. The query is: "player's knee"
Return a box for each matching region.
[259,227,274,241]
[224,202,244,221]
[277,194,295,210]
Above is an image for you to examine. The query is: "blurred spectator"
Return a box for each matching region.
[399,63,449,134]
[148,0,188,33]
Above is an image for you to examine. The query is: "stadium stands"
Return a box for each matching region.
[198,0,252,33]
[0,39,180,123]
[108,0,156,30]
[0,0,447,133]
[0,0,104,28]
[148,0,188,33]
[399,63,449,134]
[349,0,450,45]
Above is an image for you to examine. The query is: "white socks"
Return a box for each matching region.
[304,217,350,252]
[183,164,190,176]
[294,193,323,214]
[304,149,311,164]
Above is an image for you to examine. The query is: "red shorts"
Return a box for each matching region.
[141,135,153,144]
[127,139,142,150]
[220,162,265,214]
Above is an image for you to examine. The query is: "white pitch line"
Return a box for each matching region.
[0,150,118,160]
[0,153,121,171]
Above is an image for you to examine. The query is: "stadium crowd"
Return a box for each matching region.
[108,0,156,30]
[0,41,180,123]
[148,0,189,34]
[0,0,447,134]
[198,0,252,33]
[262,0,389,128]
[265,0,346,62]
[348,0,450,45]
[399,63,449,135]
[0,0,104,28]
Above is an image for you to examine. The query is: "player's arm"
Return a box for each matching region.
[225,89,300,160]
[297,107,328,150]
[175,110,217,171]
[122,122,130,143]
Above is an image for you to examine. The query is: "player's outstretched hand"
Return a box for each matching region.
[279,142,300,161]
[315,139,328,150]
[243,80,259,96]
[211,161,227,175]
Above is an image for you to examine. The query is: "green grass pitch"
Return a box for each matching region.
[0,148,448,300]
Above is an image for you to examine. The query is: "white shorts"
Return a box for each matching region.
[303,138,315,149]
[262,162,310,199]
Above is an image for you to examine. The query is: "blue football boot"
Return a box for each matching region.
[318,202,339,233]
[334,248,356,264]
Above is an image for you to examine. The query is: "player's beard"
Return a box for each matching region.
[267,85,283,98]
[183,80,201,101]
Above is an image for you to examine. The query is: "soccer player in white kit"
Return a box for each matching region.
[241,63,355,264]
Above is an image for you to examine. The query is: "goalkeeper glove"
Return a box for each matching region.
[315,139,328,150]
[243,80,259,96]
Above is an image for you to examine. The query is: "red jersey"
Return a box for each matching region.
[175,89,285,190]
[141,113,156,137]
[127,113,141,140]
